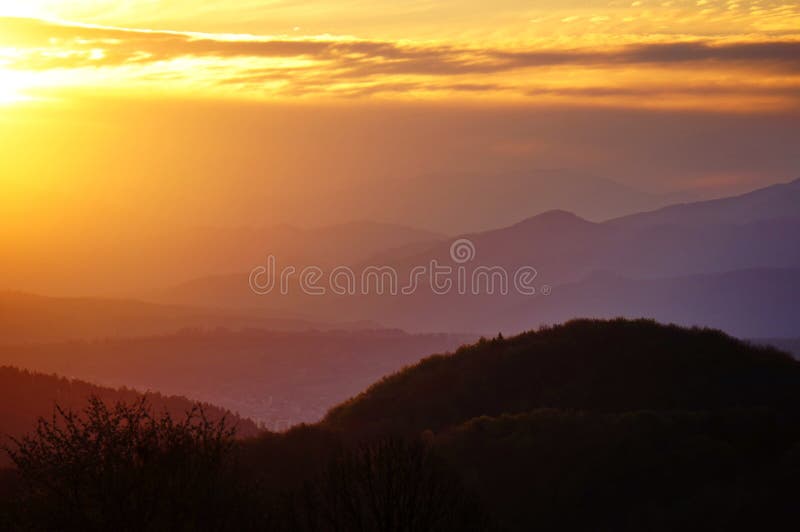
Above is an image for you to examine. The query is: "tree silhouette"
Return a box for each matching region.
[4,396,251,531]
[290,437,492,532]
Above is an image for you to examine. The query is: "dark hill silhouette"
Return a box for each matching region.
[259,319,800,530]
[754,337,800,359]
[315,319,800,530]
[324,319,800,436]
[434,408,800,531]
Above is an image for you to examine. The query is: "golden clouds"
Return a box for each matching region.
[3,1,798,41]
[0,0,798,110]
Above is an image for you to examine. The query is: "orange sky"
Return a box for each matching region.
[0,1,798,108]
[1,1,799,296]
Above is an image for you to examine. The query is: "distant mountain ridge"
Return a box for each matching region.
[0,291,380,344]
[608,176,800,227]
[158,177,800,337]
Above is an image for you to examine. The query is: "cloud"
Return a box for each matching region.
[4,17,799,71]
[1,16,799,107]
[526,85,800,98]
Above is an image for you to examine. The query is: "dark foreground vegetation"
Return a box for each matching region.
[0,366,260,468]
[3,319,800,531]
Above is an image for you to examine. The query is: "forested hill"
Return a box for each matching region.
[324,318,800,436]
[318,319,800,530]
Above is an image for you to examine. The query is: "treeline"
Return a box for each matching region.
[0,399,488,531]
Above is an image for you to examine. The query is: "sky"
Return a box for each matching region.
[0,1,799,107]
[1,1,799,295]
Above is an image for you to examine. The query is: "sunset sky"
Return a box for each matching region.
[0,1,798,107]
[1,1,799,295]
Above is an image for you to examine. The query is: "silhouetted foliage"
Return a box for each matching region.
[435,408,800,531]
[288,438,492,532]
[0,365,260,469]
[755,337,800,360]
[2,400,487,531]
[3,397,258,531]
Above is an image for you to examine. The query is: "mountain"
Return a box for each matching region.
[0,365,260,467]
[156,178,800,335]
[316,319,800,530]
[160,215,800,335]
[373,178,800,288]
[608,177,800,227]
[0,328,474,428]
[0,292,378,343]
[324,319,800,436]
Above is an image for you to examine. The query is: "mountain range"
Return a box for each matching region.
[158,177,800,337]
[0,291,378,343]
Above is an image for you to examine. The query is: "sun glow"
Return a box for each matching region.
[0,67,32,104]
[0,2,47,18]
